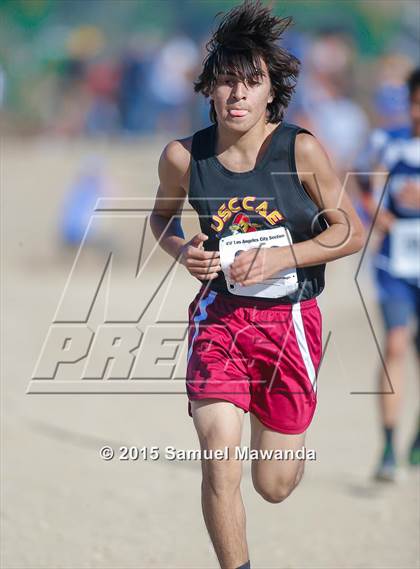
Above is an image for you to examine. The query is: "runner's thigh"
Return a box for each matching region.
[250,412,307,487]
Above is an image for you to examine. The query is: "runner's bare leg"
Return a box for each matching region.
[191,399,249,569]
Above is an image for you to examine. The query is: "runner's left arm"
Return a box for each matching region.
[229,133,366,286]
[281,132,366,269]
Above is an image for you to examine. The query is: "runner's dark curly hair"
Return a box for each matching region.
[194,0,300,124]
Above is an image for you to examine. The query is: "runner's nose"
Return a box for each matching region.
[232,81,247,100]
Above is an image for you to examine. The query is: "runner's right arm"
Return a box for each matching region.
[150,140,221,281]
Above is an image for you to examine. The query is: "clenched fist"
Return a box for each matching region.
[179,232,221,281]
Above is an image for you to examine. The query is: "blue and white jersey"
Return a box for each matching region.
[355,124,411,175]
[371,125,411,166]
[375,135,420,285]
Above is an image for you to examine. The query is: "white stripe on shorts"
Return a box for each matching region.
[187,290,218,365]
[292,302,317,393]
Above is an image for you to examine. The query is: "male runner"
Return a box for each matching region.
[150,2,364,568]
[364,67,420,482]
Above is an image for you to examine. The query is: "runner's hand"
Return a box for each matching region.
[179,233,221,281]
[229,246,284,286]
[375,210,396,233]
[397,180,420,210]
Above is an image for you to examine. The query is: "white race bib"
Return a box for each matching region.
[219,226,298,298]
[389,218,420,280]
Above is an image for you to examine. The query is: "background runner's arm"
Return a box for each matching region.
[364,163,395,232]
[150,140,190,261]
[282,133,366,269]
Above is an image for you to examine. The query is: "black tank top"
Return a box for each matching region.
[188,121,328,304]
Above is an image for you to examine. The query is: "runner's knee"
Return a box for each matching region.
[254,479,296,503]
[202,457,242,497]
[253,465,304,504]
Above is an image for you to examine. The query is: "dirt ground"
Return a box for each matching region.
[1,137,419,568]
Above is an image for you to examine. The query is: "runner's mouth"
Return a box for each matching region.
[227,109,249,118]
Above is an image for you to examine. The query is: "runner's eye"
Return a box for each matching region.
[247,77,263,87]
[217,76,233,85]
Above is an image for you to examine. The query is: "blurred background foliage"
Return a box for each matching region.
[0,0,418,140]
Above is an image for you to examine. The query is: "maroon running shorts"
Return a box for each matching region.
[186,284,323,434]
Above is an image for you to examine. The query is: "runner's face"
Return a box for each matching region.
[210,58,273,130]
[410,87,420,136]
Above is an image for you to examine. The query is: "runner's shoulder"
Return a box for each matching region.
[159,136,193,187]
[160,136,193,172]
[294,129,328,170]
